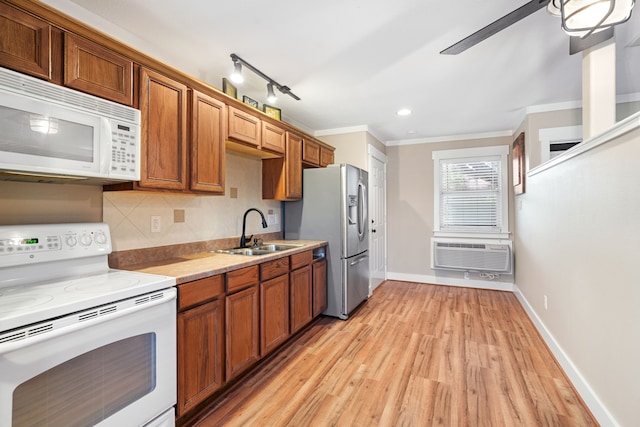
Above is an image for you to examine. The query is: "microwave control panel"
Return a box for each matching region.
[110,121,140,180]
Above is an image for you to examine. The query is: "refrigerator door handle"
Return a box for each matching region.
[357,182,367,239]
[349,254,368,266]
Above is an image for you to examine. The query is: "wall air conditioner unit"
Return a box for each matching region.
[432,238,512,274]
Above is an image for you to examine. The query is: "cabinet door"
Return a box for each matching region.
[191,90,226,193]
[226,285,260,380]
[260,274,290,355]
[0,3,50,79]
[302,139,320,166]
[263,131,304,201]
[261,121,285,154]
[64,33,133,105]
[290,265,312,334]
[312,258,327,317]
[320,146,334,167]
[228,106,261,148]
[139,68,188,190]
[177,298,225,416]
[285,132,303,199]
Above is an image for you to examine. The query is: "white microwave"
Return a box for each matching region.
[0,66,140,183]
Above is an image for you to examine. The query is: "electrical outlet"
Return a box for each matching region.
[464,272,469,280]
[544,295,548,310]
[268,214,276,225]
[151,216,161,233]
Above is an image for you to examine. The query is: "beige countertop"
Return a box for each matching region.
[119,240,327,284]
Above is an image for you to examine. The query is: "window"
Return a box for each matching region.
[433,146,509,238]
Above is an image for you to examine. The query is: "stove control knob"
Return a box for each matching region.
[66,235,78,247]
[79,233,92,247]
[94,231,108,245]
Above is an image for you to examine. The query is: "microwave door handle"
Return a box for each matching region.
[99,118,112,175]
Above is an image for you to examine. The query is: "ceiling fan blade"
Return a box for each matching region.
[569,27,615,55]
[441,0,550,55]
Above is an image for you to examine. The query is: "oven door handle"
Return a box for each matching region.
[0,288,176,354]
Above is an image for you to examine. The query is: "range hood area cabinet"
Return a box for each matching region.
[0,2,134,105]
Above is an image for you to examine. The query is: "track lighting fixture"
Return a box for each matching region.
[229,53,300,101]
[552,0,635,38]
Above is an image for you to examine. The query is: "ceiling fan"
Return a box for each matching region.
[440,0,633,55]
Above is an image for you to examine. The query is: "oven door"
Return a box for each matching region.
[0,288,176,427]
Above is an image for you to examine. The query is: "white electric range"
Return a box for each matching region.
[0,223,177,427]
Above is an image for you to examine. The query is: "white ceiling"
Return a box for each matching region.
[42,0,640,143]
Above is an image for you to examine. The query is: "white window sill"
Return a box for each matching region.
[434,231,511,240]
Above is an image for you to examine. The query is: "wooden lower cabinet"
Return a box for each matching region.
[312,258,327,317]
[260,274,290,355]
[226,285,260,381]
[177,298,225,417]
[176,275,225,417]
[290,265,313,334]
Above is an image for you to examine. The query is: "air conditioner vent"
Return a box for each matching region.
[432,239,512,273]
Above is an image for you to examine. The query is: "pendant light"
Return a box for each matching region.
[558,0,635,37]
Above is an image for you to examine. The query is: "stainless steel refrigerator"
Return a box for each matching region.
[284,164,369,319]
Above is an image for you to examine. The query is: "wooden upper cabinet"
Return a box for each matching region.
[139,67,188,190]
[262,131,302,200]
[191,90,226,193]
[0,3,51,79]
[64,33,133,105]
[320,146,334,167]
[302,139,320,167]
[228,106,261,148]
[261,121,286,155]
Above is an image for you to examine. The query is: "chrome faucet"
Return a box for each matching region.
[240,208,268,248]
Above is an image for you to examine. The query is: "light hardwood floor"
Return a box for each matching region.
[193,281,598,426]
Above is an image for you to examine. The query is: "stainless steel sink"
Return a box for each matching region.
[215,243,303,256]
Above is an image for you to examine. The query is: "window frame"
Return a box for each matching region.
[432,145,510,239]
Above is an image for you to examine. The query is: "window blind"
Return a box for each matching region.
[439,158,502,230]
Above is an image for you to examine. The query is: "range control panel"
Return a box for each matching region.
[0,223,112,267]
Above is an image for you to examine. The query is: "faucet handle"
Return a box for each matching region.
[253,237,263,247]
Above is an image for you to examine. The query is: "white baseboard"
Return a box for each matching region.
[387,272,514,292]
[513,285,619,427]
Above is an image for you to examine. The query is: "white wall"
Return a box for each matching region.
[514,123,640,427]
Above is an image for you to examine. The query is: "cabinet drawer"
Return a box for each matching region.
[260,257,289,281]
[178,275,224,311]
[290,250,313,270]
[227,265,259,293]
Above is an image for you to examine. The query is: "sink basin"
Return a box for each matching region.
[215,243,303,256]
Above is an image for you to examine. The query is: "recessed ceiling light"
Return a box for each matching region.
[407,130,417,134]
[397,108,412,116]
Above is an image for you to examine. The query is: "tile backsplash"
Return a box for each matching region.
[103,152,281,251]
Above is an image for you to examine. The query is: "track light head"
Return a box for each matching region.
[230,59,244,84]
[266,83,277,103]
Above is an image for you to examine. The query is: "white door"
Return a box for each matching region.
[368,145,387,293]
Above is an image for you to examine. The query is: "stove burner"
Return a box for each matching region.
[0,295,54,313]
